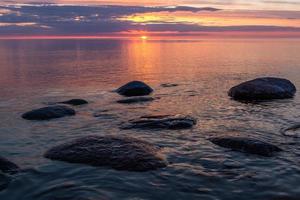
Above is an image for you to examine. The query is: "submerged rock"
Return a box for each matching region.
[161,83,178,88]
[209,137,282,157]
[22,105,75,120]
[121,115,197,130]
[0,156,19,174]
[116,97,155,104]
[271,196,300,200]
[59,99,88,106]
[228,77,296,101]
[116,81,153,97]
[0,173,10,191]
[44,135,167,172]
[280,123,300,137]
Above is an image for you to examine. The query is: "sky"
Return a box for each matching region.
[0,0,300,38]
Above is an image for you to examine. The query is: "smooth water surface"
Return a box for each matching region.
[0,39,300,200]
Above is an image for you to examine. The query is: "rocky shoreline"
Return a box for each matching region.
[2,77,297,180]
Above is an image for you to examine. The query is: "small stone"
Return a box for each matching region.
[280,123,300,138]
[116,97,155,104]
[0,156,19,174]
[121,115,197,130]
[161,83,179,88]
[116,81,153,97]
[0,173,10,191]
[59,99,88,106]
[209,137,282,157]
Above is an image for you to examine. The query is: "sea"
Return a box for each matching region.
[0,38,300,200]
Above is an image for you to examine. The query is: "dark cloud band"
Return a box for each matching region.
[0,4,299,36]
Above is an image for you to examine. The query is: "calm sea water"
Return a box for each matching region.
[0,39,300,200]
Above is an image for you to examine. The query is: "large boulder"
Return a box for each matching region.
[44,135,167,172]
[0,156,19,174]
[121,115,197,130]
[116,97,155,104]
[116,81,153,97]
[59,99,88,106]
[22,105,75,120]
[209,137,282,157]
[228,77,296,101]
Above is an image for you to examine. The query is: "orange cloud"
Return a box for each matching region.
[120,10,300,28]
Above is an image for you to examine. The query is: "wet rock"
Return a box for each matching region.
[280,123,300,137]
[161,83,178,88]
[59,99,88,106]
[209,137,282,157]
[116,97,155,104]
[0,173,10,191]
[228,77,296,101]
[22,105,75,120]
[140,114,172,119]
[116,81,153,97]
[0,156,19,174]
[44,135,167,172]
[121,115,197,130]
[271,196,300,200]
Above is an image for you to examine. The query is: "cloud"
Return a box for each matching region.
[2,0,300,11]
[0,4,299,36]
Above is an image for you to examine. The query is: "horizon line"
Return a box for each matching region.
[1,31,300,40]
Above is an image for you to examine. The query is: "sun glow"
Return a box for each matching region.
[141,35,148,40]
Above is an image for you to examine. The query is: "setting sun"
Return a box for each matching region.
[141,35,148,40]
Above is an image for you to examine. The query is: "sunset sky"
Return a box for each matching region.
[0,0,300,38]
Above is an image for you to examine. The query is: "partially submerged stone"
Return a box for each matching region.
[209,137,282,157]
[228,77,296,101]
[59,99,88,106]
[280,123,300,138]
[44,135,167,172]
[22,105,75,120]
[121,115,197,130]
[116,97,155,104]
[116,81,153,97]
[0,156,19,174]
[161,83,179,88]
[0,173,10,191]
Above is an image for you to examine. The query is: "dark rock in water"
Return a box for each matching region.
[228,77,296,101]
[161,83,178,88]
[59,99,88,106]
[116,81,153,97]
[0,156,19,174]
[209,137,282,157]
[116,97,155,104]
[22,105,75,120]
[271,196,300,200]
[121,115,197,130]
[140,115,172,119]
[44,135,167,172]
[0,173,10,191]
[280,123,300,138]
